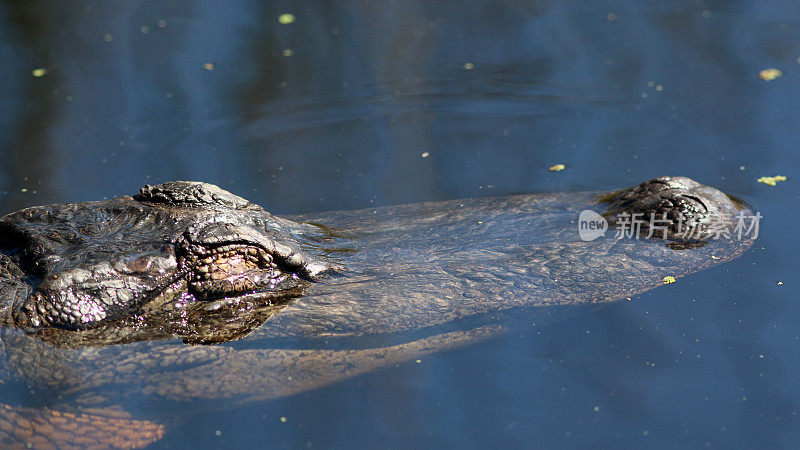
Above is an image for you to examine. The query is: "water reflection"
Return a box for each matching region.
[0,0,798,447]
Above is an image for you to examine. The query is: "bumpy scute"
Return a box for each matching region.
[134,181,261,210]
[602,176,741,240]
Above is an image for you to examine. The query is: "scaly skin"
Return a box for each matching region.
[0,181,330,330]
[0,176,754,447]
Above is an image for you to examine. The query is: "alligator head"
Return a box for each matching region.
[0,182,332,332]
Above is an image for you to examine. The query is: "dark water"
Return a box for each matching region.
[1,0,798,448]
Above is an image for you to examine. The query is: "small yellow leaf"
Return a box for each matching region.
[548,164,566,172]
[759,68,782,81]
[662,276,676,284]
[757,175,787,186]
[278,13,295,24]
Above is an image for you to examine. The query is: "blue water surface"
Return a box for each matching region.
[1,1,798,448]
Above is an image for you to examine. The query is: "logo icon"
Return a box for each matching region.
[578,210,608,241]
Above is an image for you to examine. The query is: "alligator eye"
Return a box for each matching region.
[184,242,298,299]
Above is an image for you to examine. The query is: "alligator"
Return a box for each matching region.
[0,176,754,448]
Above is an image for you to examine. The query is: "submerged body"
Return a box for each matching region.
[0,176,753,448]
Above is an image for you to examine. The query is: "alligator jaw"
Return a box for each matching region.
[15,253,182,329]
[0,253,27,327]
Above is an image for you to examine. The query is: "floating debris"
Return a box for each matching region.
[756,175,786,186]
[202,62,215,71]
[662,276,676,284]
[548,164,566,172]
[278,13,295,24]
[464,62,474,70]
[759,68,782,81]
[31,68,47,77]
